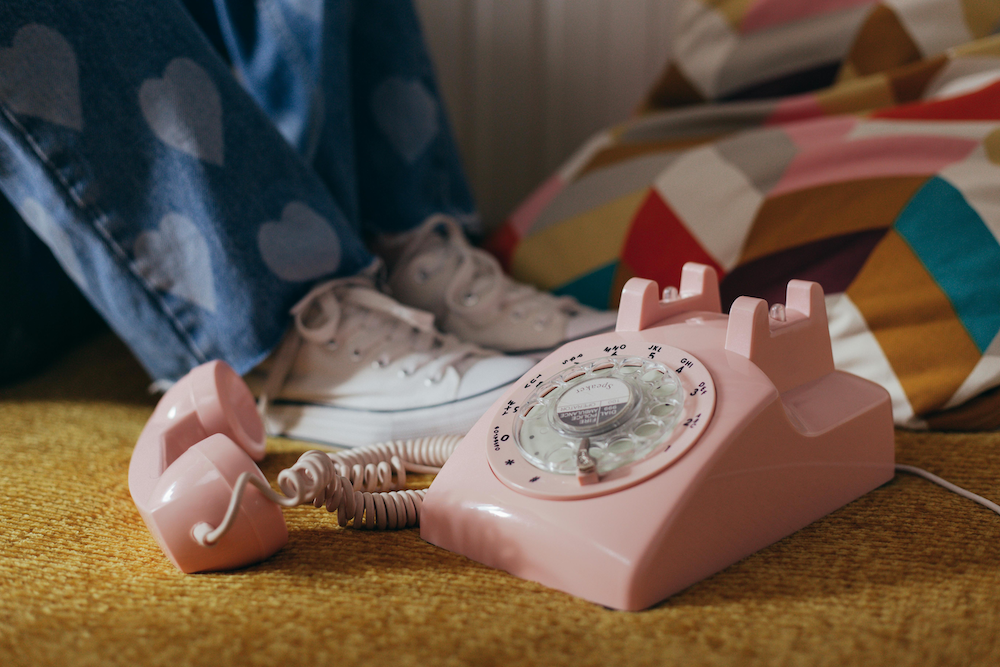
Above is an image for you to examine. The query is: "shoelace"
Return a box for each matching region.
[257,277,482,421]
[402,215,580,330]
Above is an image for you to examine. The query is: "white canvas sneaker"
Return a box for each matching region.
[377,215,618,354]
[253,276,534,447]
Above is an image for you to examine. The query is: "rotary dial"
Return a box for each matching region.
[516,357,684,476]
[487,342,715,499]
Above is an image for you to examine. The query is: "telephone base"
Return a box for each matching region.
[420,292,894,610]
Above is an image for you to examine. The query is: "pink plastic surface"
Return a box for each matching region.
[128,361,287,573]
[421,263,895,610]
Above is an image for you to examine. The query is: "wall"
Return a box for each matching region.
[414,0,676,230]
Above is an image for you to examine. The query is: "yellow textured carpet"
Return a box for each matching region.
[2,334,999,667]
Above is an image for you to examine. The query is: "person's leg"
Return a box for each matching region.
[0,0,374,383]
[206,0,362,231]
[1,0,534,445]
[348,0,478,235]
[207,0,477,236]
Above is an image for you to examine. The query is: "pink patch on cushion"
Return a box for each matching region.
[766,94,827,126]
[781,115,858,149]
[740,0,877,34]
[508,173,565,237]
[770,134,979,197]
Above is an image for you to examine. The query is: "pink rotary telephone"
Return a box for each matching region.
[130,262,908,610]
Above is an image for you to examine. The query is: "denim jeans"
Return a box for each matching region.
[0,0,476,382]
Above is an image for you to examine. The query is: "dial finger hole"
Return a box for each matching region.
[522,403,544,419]
[642,369,665,383]
[652,383,677,398]
[549,448,574,465]
[635,422,659,437]
[564,371,585,382]
[651,404,675,418]
[533,431,568,455]
[609,439,634,454]
[591,363,614,375]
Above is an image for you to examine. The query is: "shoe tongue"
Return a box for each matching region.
[379,221,450,270]
[414,224,454,261]
[383,229,460,317]
[467,253,500,298]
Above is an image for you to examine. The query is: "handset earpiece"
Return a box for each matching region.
[128,360,287,573]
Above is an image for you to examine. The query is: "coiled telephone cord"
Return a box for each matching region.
[193,434,462,546]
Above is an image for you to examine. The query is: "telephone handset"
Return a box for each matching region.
[128,361,288,573]
[128,360,458,573]
[419,263,896,610]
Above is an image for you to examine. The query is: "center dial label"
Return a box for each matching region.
[555,378,633,431]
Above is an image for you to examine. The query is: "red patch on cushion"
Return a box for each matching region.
[620,190,725,291]
[483,223,520,271]
[873,80,1000,121]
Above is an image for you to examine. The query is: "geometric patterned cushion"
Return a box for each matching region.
[486,9,1000,428]
[644,0,1000,108]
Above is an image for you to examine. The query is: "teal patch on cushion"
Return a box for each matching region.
[895,176,1000,352]
[553,261,618,310]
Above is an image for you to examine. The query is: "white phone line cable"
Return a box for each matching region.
[895,464,1000,517]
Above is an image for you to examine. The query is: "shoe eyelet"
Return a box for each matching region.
[325,340,339,351]
[351,349,362,361]
[415,268,430,284]
[372,357,388,369]
[463,293,479,307]
[399,368,415,377]
[425,375,444,386]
